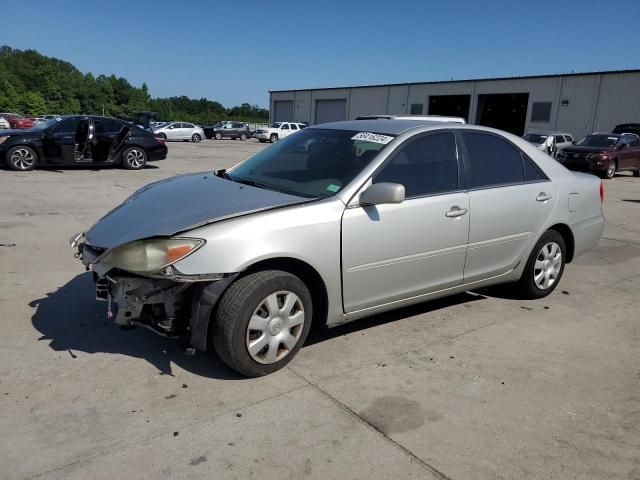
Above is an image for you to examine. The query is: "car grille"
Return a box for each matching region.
[256,129,266,134]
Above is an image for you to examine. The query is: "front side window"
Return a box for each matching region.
[230,128,393,198]
[564,135,573,143]
[374,132,458,198]
[52,118,81,134]
[462,132,525,188]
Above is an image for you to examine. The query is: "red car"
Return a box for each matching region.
[0,113,35,129]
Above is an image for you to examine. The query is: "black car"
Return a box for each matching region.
[209,122,251,140]
[0,115,168,171]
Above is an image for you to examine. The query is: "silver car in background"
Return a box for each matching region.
[72,119,605,377]
[153,121,204,142]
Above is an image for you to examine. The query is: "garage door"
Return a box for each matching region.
[315,99,346,124]
[273,101,294,122]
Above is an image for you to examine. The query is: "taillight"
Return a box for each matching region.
[599,180,604,203]
[155,136,165,145]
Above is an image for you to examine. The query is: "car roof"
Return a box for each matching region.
[525,131,571,135]
[310,119,444,135]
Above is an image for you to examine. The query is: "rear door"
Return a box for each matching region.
[280,123,291,138]
[459,130,555,283]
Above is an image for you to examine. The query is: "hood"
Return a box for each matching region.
[85,172,309,249]
[561,145,614,155]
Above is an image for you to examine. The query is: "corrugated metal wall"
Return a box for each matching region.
[270,71,640,139]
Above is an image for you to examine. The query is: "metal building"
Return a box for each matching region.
[269,69,640,139]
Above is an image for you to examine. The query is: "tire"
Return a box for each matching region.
[515,230,566,299]
[603,160,617,179]
[6,145,38,171]
[633,167,640,177]
[158,132,167,140]
[269,134,278,143]
[214,133,222,140]
[121,147,147,170]
[212,270,312,377]
[239,133,247,141]
[192,133,202,143]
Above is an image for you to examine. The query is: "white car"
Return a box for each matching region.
[0,116,9,130]
[255,122,307,143]
[523,132,574,158]
[153,121,205,143]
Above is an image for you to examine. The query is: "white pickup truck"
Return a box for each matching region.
[255,122,307,143]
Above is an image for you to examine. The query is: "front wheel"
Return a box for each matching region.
[514,230,566,299]
[633,167,640,177]
[121,147,147,170]
[6,146,38,171]
[192,133,202,143]
[239,133,247,141]
[212,270,312,377]
[603,160,617,179]
[269,134,278,143]
[214,133,222,140]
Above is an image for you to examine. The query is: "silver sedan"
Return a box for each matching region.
[152,121,204,142]
[72,119,605,377]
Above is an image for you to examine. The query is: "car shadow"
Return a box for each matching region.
[304,291,485,346]
[622,199,640,204]
[32,273,516,378]
[30,272,246,380]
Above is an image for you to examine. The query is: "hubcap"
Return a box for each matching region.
[533,242,562,290]
[11,148,35,169]
[246,291,305,365]
[193,135,201,142]
[126,149,145,168]
[607,162,616,177]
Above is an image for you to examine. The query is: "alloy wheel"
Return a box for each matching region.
[606,161,616,179]
[533,242,562,290]
[245,291,305,364]
[11,148,35,170]
[126,149,145,168]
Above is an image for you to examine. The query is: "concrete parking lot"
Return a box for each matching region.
[1,139,639,480]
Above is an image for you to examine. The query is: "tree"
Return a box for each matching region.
[21,90,47,115]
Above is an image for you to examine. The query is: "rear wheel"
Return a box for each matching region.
[633,167,640,177]
[215,132,222,140]
[7,146,37,171]
[212,270,312,377]
[269,134,278,143]
[192,133,202,143]
[121,147,147,170]
[514,230,566,299]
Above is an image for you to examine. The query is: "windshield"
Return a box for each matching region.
[28,117,64,131]
[269,123,282,128]
[576,135,619,147]
[523,133,548,144]
[229,128,394,198]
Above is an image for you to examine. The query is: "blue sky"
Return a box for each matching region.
[2,0,639,108]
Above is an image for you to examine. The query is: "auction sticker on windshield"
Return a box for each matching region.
[351,132,394,144]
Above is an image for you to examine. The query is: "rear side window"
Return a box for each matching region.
[290,124,298,130]
[374,132,459,198]
[95,118,123,134]
[461,132,525,188]
[523,155,547,182]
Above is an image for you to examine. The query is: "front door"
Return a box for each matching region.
[42,117,81,164]
[459,131,555,283]
[342,131,469,313]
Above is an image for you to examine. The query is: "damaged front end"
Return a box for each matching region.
[70,232,233,351]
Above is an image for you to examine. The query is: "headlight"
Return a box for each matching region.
[0,136,10,144]
[101,238,204,273]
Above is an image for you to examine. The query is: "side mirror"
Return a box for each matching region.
[571,140,576,144]
[359,183,405,206]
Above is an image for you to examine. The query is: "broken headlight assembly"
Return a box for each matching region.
[101,238,205,274]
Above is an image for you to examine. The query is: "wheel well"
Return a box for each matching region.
[548,223,575,263]
[244,258,329,329]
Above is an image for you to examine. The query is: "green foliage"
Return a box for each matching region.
[0,45,269,123]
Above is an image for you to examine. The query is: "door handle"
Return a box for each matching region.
[536,193,552,202]
[445,206,468,218]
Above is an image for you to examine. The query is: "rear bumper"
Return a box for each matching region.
[148,145,168,161]
[572,214,605,259]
